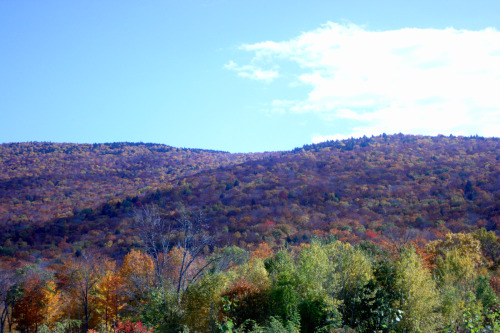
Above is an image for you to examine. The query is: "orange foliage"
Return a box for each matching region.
[97,269,126,329]
[251,242,273,260]
[12,274,47,332]
[120,249,154,301]
[220,280,269,327]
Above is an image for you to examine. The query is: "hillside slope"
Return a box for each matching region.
[0,135,499,259]
[0,142,270,225]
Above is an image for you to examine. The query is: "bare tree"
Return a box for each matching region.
[134,205,172,288]
[134,205,216,294]
[175,210,215,294]
[0,267,15,333]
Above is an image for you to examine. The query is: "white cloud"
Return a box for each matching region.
[224,60,278,82]
[228,22,500,139]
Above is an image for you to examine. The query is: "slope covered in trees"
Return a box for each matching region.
[0,134,500,332]
[0,135,498,260]
[0,142,270,225]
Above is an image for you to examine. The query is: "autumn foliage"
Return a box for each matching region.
[0,134,499,332]
[0,230,497,332]
[1,135,498,262]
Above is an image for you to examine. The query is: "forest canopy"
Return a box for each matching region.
[0,134,499,332]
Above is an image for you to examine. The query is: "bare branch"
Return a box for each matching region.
[134,204,172,288]
[134,205,217,296]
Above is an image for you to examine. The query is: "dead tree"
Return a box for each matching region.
[134,205,172,288]
[175,209,215,294]
[134,205,216,294]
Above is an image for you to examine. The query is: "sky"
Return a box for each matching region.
[1,1,499,153]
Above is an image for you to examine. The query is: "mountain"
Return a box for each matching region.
[0,134,499,260]
[0,141,270,224]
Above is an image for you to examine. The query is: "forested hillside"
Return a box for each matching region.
[0,134,498,260]
[1,134,500,332]
[0,142,269,225]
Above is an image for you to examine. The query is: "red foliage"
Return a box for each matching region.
[490,276,500,296]
[366,230,378,239]
[115,321,154,333]
[264,220,275,227]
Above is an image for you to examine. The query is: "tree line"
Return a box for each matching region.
[1,206,500,333]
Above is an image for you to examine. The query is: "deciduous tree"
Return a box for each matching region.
[394,248,441,332]
[60,250,106,332]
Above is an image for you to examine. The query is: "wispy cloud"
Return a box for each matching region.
[224,60,278,82]
[228,22,500,140]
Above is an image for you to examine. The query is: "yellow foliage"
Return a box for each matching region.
[120,249,154,302]
[394,249,441,332]
[181,273,231,332]
[234,257,271,291]
[120,249,154,285]
[43,280,63,328]
[96,269,126,329]
[426,233,483,268]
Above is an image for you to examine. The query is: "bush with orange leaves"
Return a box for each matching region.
[220,279,270,327]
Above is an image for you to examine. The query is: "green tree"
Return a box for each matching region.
[394,248,441,332]
[324,241,372,329]
[473,228,500,270]
[475,275,498,310]
[296,241,341,332]
[182,272,230,332]
[140,287,183,333]
[265,250,301,331]
[356,260,402,332]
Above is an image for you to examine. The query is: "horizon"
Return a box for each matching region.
[1,132,497,154]
[1,1,499,153]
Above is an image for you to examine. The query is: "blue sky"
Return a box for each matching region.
[1,1,499,153]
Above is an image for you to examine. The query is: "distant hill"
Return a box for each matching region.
[0,135,499,260]
[0,142,270,224]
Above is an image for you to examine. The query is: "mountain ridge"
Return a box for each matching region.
[0,134,499,260]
